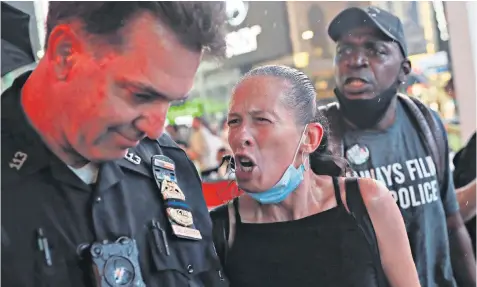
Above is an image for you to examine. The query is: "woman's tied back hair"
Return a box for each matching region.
[237,65,346,176]
[45,2,228,57]
[241,65,316,127]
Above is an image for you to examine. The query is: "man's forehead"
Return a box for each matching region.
[338,26,390,43]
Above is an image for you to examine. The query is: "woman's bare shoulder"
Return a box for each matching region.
[336,177,392,212]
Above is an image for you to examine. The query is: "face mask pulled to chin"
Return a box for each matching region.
[334,84,398,129]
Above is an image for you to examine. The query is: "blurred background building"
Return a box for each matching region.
[2,1,476,152]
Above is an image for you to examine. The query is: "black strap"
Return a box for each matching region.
[232,197,242,225]
[345,178,389,287]
[210,198,241,269]
[400,95,445,187]
[332,177,343,206]
[210,204,230,268]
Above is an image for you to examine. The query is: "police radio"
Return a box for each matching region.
[79,237,146,287]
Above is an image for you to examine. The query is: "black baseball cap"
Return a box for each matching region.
[328,6,408,57]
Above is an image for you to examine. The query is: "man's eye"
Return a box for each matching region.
[134,93,153,101]
[337,47,352,55]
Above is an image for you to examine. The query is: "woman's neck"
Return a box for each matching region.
[240,173,331,223]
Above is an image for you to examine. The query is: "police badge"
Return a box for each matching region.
[152,155,202,240]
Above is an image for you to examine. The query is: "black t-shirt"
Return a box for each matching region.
[1,72,228,286]
[453,132,476,253]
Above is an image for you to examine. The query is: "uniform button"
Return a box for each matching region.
[95,197,102,203]
[187,264,194,274]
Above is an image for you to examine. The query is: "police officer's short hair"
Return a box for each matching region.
[45,2,228,57]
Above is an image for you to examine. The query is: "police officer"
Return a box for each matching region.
[2,2,229,286]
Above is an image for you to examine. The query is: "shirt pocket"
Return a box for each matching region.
[147,233,228,286]
[33,247,72,287]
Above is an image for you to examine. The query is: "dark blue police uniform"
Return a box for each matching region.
[1,72,228,287]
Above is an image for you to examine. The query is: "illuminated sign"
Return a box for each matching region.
[222,1,292,67]
[226,25,262,58]
[226,0,249,27]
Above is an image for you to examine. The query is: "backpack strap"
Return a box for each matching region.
[397,94,445,187]
[345,178,389,287]
[210,204,230,268]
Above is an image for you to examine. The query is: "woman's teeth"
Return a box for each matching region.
[238,158,254,172]
[240,165,254,172]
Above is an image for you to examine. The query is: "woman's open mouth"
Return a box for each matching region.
[235,155,256,173]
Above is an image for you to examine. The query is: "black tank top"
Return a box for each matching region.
[224,177,380,287]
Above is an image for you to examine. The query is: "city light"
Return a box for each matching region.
[301,30,314,40]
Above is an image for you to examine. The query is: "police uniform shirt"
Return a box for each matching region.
[1,72,228,287]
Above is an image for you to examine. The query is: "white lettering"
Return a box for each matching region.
[419,182,426,205]
[398,187,411,209]
[125,152,141,165]
[424,181,434,203]
[431,180,439,201]
[375,167,385,185]
[419,158,432,178]
[381,165,393,186]
[9,151,28,170]
[414,159,424,179]
[425,156,437,177]
[393,163,405,184]
[406,160,417,181]
[409,186,421,206]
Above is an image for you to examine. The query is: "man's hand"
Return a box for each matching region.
[456,179,477,222]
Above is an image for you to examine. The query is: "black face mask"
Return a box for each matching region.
[334,73,402,129]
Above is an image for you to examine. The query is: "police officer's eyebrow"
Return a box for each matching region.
[117,80,187,102]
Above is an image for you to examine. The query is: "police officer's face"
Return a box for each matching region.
[227,76,304,192]
[46,12,201,162]
[334,26,409,100]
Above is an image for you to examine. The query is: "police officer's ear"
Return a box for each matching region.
[46,25,83,81]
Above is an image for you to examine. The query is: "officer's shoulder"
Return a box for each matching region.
[140,133,182,151]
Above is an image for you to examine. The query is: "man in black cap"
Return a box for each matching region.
[2,2,229,286]
[322,6,476,287]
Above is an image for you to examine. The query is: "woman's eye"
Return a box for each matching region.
[256,117,270,123]
[227,119,239,126]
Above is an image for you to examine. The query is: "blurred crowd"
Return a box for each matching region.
[165,117,233,181]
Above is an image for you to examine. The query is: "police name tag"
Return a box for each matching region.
[151,155,202,241]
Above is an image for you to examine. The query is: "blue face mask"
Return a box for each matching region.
[245,125,308,204]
